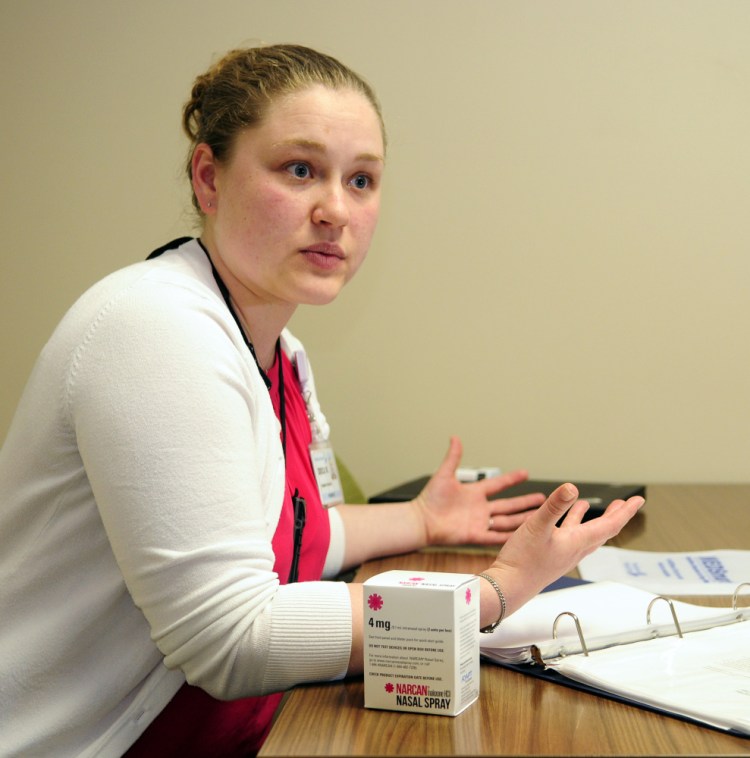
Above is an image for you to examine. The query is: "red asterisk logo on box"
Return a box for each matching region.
[368,593,384,611]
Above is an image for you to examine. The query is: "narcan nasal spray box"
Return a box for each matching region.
[363,570,480,716]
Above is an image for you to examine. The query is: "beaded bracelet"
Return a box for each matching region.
[478,572,507,633]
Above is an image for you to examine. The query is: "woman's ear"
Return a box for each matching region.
[192,143,218,214]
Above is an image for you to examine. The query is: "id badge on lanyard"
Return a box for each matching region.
[294,350,344,508]
[309,441,344,508]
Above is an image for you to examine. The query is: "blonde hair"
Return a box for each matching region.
[183,44,385,212]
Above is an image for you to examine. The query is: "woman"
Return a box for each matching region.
[0,45,644,757]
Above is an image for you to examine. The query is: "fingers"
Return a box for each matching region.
[604,497,638,515]
[566,495,645,550]
[593,496,644,528]
[489,492,546,515]
[603,495,645,529]
[435,436,463,478]
[540,483,579,522]
[486,508,536,535]
[571,496,643,556]
[559,494,644,533]
[478,468,531,499]
[558,499,591,528]
[520,483,580,533]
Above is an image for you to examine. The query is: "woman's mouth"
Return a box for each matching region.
[301,243,346,270]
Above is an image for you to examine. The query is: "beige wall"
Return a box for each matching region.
[2,1,749,498]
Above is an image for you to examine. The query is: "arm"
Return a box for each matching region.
[71,278,352,698]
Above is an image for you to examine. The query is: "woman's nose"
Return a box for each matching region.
[312,183,350,227]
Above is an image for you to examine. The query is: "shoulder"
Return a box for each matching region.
[50,240,254,404]
[84,238,218,313]
[60,239,227,347]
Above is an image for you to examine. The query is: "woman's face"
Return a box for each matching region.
[199,85,384,313]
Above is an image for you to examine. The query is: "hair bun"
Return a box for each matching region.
[182,73,211,142]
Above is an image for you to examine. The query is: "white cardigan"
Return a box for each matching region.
[0,239,351,757]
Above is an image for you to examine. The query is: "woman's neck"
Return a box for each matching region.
[198,234,295,371]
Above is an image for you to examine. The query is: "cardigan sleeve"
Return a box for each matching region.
[65,269,352,698]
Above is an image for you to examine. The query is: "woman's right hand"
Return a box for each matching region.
[477,484,645,627]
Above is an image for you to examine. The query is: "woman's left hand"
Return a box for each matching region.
[413,436,544,547]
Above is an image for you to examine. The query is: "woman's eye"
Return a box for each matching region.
[286,162,311,179]
[351,173,371,190]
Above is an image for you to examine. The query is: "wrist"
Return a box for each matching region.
[410,494,431,549]
[478,570,507,633]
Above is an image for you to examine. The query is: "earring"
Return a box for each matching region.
[207,201,213,208]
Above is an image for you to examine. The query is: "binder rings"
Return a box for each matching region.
[480,580,750,737]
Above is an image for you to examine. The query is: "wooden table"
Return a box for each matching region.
[260,485,750,755]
